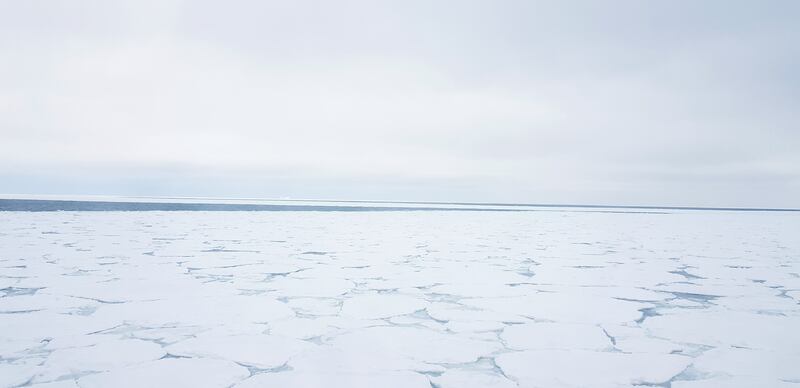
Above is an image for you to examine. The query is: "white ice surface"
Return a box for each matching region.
[1,210,799,387]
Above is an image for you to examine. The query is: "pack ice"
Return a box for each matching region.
[1,210,798,387]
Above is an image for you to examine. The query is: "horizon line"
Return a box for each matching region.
[1,194,798,212]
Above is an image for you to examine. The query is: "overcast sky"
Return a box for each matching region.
[1,0,798,207]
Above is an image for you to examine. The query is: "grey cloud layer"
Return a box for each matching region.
[1,0,798,206]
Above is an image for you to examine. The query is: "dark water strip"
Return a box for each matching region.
[2,198,790,213]
[0,199,521,212]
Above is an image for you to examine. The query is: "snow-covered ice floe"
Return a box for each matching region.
[1,208,799,387]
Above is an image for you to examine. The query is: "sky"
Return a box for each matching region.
[1,0,798,207]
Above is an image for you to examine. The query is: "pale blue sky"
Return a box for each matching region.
[1,0,798,207]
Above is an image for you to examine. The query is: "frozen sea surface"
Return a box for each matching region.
[1,208,799,387]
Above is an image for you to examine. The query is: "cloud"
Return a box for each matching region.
[1,0,798,207]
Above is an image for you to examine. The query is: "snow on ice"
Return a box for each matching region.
[1,209,799,387]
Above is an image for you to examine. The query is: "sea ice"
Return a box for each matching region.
[1,209,798,387]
